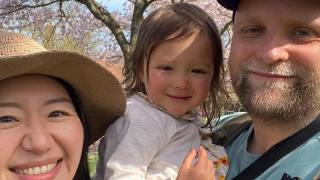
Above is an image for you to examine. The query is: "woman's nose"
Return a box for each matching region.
[21,121,53,154]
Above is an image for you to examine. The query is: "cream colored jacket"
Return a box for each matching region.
[94,95,228,180]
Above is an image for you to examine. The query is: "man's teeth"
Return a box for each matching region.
[17,163,56,176]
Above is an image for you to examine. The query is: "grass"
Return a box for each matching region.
[88,152,98,177]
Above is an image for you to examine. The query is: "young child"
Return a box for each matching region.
[95,3,228,180]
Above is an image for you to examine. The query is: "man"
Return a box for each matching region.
[217,0,320,179]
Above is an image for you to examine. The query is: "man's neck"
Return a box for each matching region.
[247,113,318,155]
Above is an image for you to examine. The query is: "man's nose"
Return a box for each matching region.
[256,35,290,64]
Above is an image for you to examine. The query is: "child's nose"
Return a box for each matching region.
[173,73,190,89]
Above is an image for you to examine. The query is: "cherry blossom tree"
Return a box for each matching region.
[0,0,232,62]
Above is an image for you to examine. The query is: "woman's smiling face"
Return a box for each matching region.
[0,75,84,180]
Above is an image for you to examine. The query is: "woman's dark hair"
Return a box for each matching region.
[123,3,229,126]
[55,78,91,180]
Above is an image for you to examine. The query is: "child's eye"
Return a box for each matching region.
[0,116,20,129]
[158,66,173,71]
[192,69,206,74]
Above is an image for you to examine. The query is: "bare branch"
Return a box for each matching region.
[56,0,74,28]
[5,0,28,8]
[107,55,123,59]
[225,30,231,48]
[220,20,232,36]
[75,0,130,59]
[170,0,184,3]
[129,0,149,59]
[131,0,148,38]
[0,0,67,16]
[147,0,158,5]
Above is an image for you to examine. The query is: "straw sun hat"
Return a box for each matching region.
[0,31,126,144]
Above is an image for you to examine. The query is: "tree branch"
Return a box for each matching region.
[130,0,148,44]
[0,0,65,16]
[75,0,130,59]
[4,0,28,8]
[220,19,232,36]
[147,0,158,5]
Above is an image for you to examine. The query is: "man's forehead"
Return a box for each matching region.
[218,0,320,11]
[235,0,320,20]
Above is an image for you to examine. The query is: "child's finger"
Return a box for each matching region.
[180,148,197,169]
[197,146,209,165]
[208,159,215,172]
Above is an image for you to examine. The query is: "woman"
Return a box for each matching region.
[0,31,126,180]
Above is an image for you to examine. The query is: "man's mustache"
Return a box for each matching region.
[242,61,303,77]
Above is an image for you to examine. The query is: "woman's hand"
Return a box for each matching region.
[176,146,215,180]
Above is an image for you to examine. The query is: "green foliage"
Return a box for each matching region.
[88,152,98,177]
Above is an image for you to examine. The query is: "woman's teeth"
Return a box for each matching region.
[17,163,56,176]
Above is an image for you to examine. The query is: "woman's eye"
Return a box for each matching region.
[0,116,20,129]
[0,116,17,123]
[48,111,69,118]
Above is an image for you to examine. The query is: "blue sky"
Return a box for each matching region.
[97,0,127,11]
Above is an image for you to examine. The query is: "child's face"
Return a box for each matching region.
[141,32,214,117]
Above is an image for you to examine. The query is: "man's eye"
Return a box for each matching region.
[240,25,264,37]
[246,27,262,33]
[290,28,317,41]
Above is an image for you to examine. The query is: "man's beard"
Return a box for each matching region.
[232,61,320,126]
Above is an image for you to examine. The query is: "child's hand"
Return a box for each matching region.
[176,146,215,180]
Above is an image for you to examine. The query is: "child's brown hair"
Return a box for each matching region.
[123,2,228,124]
